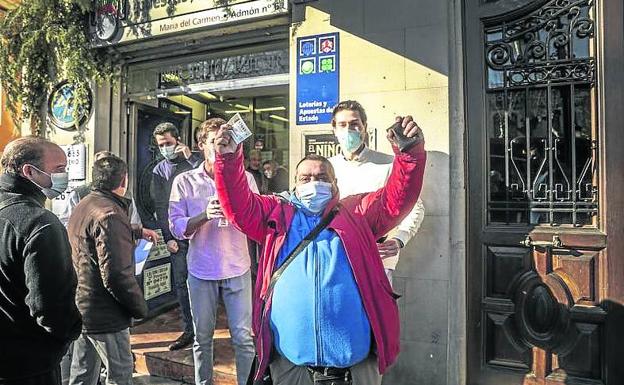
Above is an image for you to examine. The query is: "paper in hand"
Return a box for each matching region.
[227,113,252,145]
[134,240,153,275]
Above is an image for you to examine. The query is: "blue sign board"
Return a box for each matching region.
[296,33,339,125]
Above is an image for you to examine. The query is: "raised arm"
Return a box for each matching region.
[354,117,427,239]
[213,126,280,242]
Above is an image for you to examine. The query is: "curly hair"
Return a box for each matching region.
[152,122,180,139]
[196,117,227,144]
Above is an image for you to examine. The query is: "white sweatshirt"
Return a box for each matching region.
[329,147,425,270]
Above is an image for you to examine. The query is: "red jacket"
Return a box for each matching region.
[214,142,426,379]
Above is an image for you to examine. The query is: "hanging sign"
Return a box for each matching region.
[47,82,93,131]
[296,33,340,125]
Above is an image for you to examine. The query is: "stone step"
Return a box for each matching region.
[131,307,237,385]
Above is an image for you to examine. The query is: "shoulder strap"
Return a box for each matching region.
[265,205,339,299]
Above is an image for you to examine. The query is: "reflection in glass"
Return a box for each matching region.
[572,5,592,59]
[488,69,505,89]
[206,95,290,167]
[484,0,597,226]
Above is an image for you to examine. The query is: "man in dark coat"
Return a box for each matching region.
[150,122,201,350]
[68,154,157,385]
[0,136,82,385]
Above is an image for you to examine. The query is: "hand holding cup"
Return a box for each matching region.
[206,197,229,227]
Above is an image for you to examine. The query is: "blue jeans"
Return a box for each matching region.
[171,241,193,333]
[187,271,255,385]
[68,329,132,385]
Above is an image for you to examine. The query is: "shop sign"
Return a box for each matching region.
[304,132,341,157]
[144,263,172,300]
[90,0,289,46]
[296,33,340,125]
[159,49,288,88]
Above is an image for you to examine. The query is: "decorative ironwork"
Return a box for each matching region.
[486,0,595,88]
[485,0,598,226]
[506,60,595,87]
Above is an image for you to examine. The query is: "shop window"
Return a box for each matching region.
[205,95,289,169]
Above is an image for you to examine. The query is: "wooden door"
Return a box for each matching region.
[127,102,187,226]
[464,0,624,384]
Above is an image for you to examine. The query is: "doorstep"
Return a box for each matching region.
[131,306,237,385]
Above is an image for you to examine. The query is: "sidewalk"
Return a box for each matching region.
[132,373,184,384]
[131,305,237,384]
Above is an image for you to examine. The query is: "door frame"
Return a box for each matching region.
[598,0,624,381]
[126,101,188,224]
[463,0,624,383]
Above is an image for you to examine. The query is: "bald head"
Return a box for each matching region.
[295,154,336,183]
[1,136,62,176]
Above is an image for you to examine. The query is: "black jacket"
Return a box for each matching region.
[0,173,82,380]
[68,189,148,333]
[150,155,200,242]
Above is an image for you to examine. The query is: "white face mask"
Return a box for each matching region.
[28,164,69,199]
[160,144,178,160]
[295,181,333,214]
[264,170,274,179]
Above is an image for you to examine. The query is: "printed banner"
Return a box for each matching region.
[304,133,341,158]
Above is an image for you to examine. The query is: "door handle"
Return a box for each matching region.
[521,235,563,248]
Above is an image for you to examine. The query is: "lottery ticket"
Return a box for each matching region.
[227,113,252,145]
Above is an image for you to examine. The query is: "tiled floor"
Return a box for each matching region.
[131,305,236,384]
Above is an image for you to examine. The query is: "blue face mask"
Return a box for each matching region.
[336,129,363,153]
[295,181,333,214]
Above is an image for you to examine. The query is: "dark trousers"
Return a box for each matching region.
[269,355,381,385]
[171,241,193,333]
[0,366,61,385]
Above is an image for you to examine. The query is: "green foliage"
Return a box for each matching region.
[0,0,116,136]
